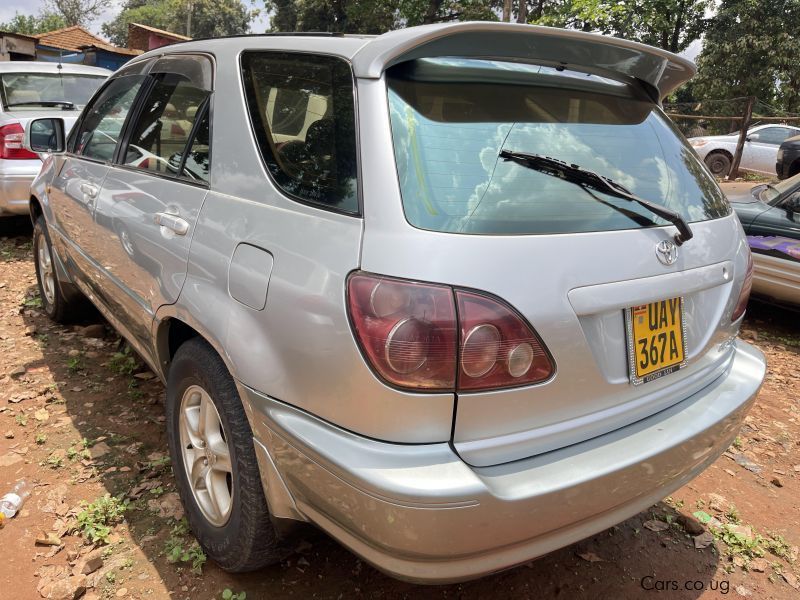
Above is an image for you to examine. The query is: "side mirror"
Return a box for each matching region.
[785,193,800,221]
[23,118,66,154]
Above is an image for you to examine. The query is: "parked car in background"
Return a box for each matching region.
[728,174,800,306]
[689,123,800,177]
[775,133,800,179]
[25,23,765,583]
[0,62,109,218]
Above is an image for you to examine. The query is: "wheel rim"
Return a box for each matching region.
[179,385,234,527]
[36,231,55,305]
[119,228,135,257]
[708,156,729,175]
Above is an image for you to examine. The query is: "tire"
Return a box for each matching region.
[32,215,86,323]
[166,337,283,572]
[704,151,732,177]
[114,221,137,259]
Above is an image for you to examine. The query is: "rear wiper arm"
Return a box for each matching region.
[6,100,75,109]
[500,150,693,245]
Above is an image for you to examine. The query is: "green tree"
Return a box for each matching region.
[45,0,106,27]
[0,11,67,34]
[264,0,498,34]
[693,0,800,111]
[102,0,254,47]
[533,0,709,53]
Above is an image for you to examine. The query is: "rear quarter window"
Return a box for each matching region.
[387,58,730,235]
[241,52,359,215]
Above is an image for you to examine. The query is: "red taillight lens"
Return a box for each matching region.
[456,291,553,391]
[731,252,753,321]
[347,273,554,392]
[0,122,38,160]
[347,274,457,390]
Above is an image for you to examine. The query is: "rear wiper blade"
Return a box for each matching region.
[6,100,75,109]
[500,150,693,245]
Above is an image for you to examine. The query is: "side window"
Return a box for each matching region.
[241,52,359,214]
[121,72,210,179]
[754,127,794,145]
[182,107,210,182]
[74,75,145,161]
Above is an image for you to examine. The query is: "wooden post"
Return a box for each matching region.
[729,96,755,180]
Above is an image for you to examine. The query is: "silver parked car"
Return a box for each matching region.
[689,123,800,178]
[0,62,109,218]
[25,23,765,583]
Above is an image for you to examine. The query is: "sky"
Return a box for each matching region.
[0,0,271,37]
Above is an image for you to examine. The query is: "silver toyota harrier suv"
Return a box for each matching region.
[25,22,766,583]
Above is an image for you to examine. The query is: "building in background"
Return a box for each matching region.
[127,23,191,52]
[0,31,37,61]
[35,26,140,70]
[1,22,189,69]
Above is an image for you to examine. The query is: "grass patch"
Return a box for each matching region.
[75,494,129,545]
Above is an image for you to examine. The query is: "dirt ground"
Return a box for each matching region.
[0,215,798,600]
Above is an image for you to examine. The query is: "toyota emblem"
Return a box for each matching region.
[655,239,678,266]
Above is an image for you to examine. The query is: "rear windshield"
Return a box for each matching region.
[387,58,730,235]
[0,73,105,109]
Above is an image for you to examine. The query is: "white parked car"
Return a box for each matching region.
[689,124,800,177]
[0,62,109,219]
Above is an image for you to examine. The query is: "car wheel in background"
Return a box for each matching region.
[166,337,284,572]
[704,151,732,177]
[33,215,87,323]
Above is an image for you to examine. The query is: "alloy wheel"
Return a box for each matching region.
[178,384,234,526]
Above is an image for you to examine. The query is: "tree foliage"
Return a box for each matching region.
[44,0,107,27]
[0,11,68,35]
[531,0,709,53]
[263,0,498,34]
[694,0,800,112]
[102,0,254,46]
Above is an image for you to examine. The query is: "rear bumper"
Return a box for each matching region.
[0,159,39,216]
[241,340,765,583]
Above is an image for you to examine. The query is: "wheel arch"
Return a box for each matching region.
[153,308,245,389]
[789,157,800,177]
[29,195,43,226]
[706,148,734,161]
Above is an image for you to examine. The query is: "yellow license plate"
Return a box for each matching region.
[626,298,686,385]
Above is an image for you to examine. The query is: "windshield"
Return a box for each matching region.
[761,173,800,203]
[0,73,106,109]
[387,58,730,235]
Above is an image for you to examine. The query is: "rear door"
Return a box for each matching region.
[360,58,748,466]
[91,54,212,349]
[744,126,798,174]
[48,74,146,280]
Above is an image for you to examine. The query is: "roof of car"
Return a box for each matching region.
[0,61,112,76]
[123,22,696,99]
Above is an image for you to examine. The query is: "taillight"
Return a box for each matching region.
[731,251,753,321]
[347,272,554,392]
[456,290,553,391]
[0,122,38,160]
[347,274,457,390]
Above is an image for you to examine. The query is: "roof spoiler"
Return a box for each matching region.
[351,22,696,100]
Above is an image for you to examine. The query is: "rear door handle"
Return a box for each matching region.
[79,182,98,198]
[154,212,190,236]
